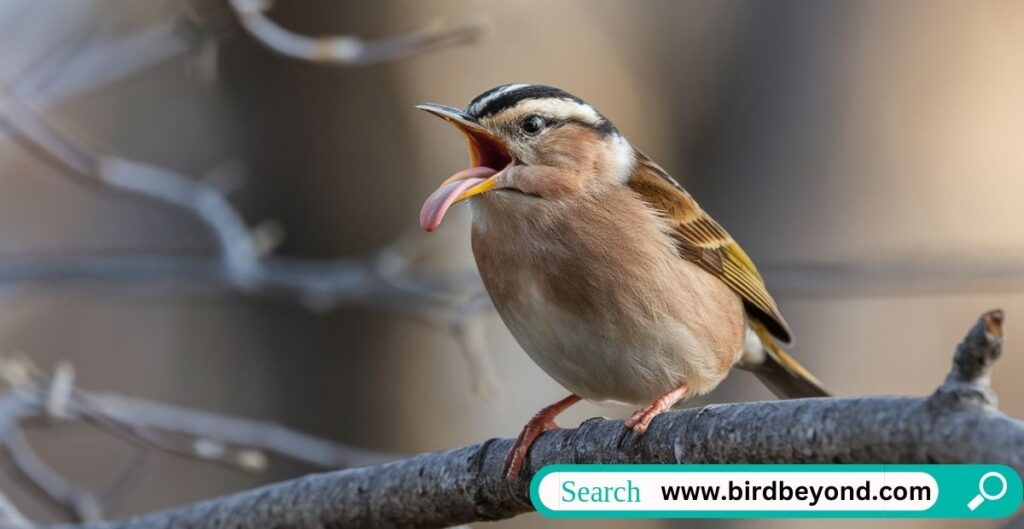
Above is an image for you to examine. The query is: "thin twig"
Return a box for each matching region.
[98,157,261,280]
[0,321,405,525]
[0,72,497,396]
[0,349,399,523]
[760,259,1024,298]
[5,430,103,523]
[227,0,489,65]
[0,355,397,525]
[75,392,393,469]
[0,488,32,529]
[0,358,392,471]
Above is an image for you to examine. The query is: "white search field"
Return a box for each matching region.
[535,471,939,512]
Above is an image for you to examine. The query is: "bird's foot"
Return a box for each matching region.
[623,404,663,435]
[504,417,557,481]
[624,384,689,435]
[504,393,581,481]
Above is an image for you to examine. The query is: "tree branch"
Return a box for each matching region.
[5,429,103,522]
[76,391,393,469]
[50,310,1021,528]
[0,355,397,524]
[0,489,31,529]
[227,0,489,65]
[0,357,392,472]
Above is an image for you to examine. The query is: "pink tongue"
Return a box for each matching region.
[420,166,498,231]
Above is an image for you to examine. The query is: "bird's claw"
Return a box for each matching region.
[622,385,688,439]
[624,406,658,435]
[503,418,557,481]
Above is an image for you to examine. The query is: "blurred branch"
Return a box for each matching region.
[78,391,393,469]
[0,490,31,529]
[227,0,488,65]
[35,310,1019,528]
[5,430,102,522]
[7,1,212,111]
[0,356,394,524]
[0,356,392,470]
[0,0,499,397]
[0,49,499,398]
[762,259,1024,298]
[23,19,199,109]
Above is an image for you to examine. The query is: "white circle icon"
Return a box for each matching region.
[967,472,1008,511]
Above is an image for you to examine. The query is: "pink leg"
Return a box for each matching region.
[624,384,689,435]
[504,393,582,480]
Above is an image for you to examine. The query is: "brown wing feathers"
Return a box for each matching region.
[625,153,832,398]
[626,152,793,345]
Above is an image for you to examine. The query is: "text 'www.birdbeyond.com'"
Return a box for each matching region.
[657,478,931,505]
[530,464,1023,519]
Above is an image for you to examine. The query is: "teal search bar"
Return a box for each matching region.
[530,464,1022,519]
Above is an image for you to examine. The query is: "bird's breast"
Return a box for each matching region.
[469,189,745,404]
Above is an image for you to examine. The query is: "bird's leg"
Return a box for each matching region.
[504,393,582,480]
[624,384,688,435]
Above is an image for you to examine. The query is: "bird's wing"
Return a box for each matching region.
[626,152,793,344]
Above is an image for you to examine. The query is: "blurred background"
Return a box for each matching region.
[0,0,1022,528]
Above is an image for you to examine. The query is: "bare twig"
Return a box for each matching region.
[761,259,1024,297]
[0,0,497,397]
[0,357,392,471]
[0,61,497,396]
[0,488,32,529]
[24,20,199,109]
[227,0,488,65]
[0,355,395,525]
[50,311,1022,529]
[75,391,393,469]
[5,430,103,522]
[98,157,261,279]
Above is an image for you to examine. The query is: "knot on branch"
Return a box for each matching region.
[931,309,1005,409]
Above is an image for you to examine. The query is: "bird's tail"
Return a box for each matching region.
[738,320,830,399]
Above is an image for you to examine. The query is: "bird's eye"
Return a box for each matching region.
[521,115,547,135]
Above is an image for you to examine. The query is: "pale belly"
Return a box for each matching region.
[470,197,746,405]
[495,273,737,404]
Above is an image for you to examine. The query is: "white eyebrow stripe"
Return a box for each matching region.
[467,84,531,116]
[509,98,604,127]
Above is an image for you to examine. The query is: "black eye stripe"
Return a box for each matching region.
[516,117,615,136]
[562,118,611,133]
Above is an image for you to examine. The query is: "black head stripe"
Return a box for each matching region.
[467,84,584,118]
[466,84,616,134]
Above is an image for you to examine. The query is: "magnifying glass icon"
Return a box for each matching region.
[967,471,1008,511]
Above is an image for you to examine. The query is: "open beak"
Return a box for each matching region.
[416,103,513,231]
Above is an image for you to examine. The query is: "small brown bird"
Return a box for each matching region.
[417,84,828,479]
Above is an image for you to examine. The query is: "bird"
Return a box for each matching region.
[416,84,828,480]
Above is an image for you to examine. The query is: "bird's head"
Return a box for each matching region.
[417,84,635,231]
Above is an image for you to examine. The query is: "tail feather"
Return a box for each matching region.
[739,320,830,399]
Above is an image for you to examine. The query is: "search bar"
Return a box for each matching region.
[530,464,1022,519]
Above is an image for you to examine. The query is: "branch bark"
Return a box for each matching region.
[55,310,1022,529]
